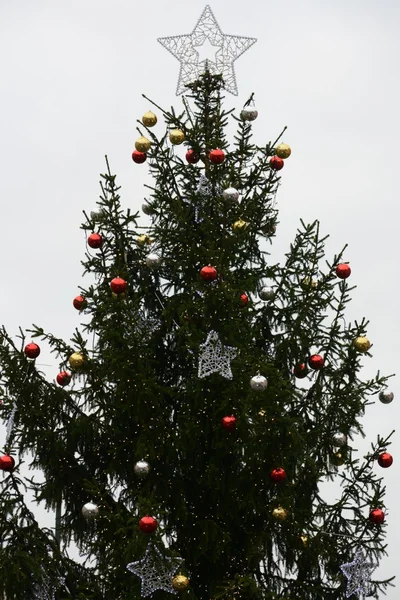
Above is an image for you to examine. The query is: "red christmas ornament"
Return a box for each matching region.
[200,266,217,281]
[308,354,324,370]
[131,150,147,164]
[110,277,127,295]
[56,371,71,387]
[24,343,40,359]
[293,363,308,378]
[270,156,284,171]
[369,508,385,525]
[270,467,287,484]
[186,149,200,164]
[209,149,225,164]
[221,415,237,431]
[336,263,351,279]
[139,515,157,533]
[0,455,15,472]
[73,295,86,311]
[239,293,249,307]
[88,233,103,249]
[378,452,393,468]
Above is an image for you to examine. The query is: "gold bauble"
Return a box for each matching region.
[276,143,291,159]
[137,234,152,246]
[135,136,151,153]
[301,277,317,291]
[142,111,157,127]
[272,506,288,521]
[232,219,248,232]
[169,129,185,145]
[300,535,309,547]
[353,336,371,353]
[69,352,85,370]
[172,575,190,591]
[330,451,346,466]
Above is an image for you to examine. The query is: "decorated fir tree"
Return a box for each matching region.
[0,6,395,600]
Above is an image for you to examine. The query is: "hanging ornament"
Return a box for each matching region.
[378,452,393,468]
[110,277,128,295]
[240,107,258,121]
[90,208,106,221]
[24,342,40,359]
[379,390,394,404]
[56,371,71,387]
[137,234,153,246]
[198,331,237,380]
[250,375,268,391]
[145,253,162,268]
[222,187,240,202]
[332,432,348,447]
[270,467,287,484]
[353,336,371,353]
[139,516,158,533]
[330,450,346,466]
[142,111,157,127]
[221,415,237,431]
[232,218,248,232]
[200,265,217,281]
[293,363,308,378]
[69,352,85,370]
[142,202,154,215]
[169,129,185,145]
[239,293,249,307]
[275,143,291,159]
[82,502,99,519]
[88,233,103,249]
[135,137,151,153]
[369,508,385,525]
[127,543,183,597]
[340,548,377,599]
[172,575,190,591]
[261,221,277,236]
[336,263,351,279]
[209,149,225,164]
[132,150,147,164]
[259,286,274,301]
[0,455,15,472]
[270,156,284,171]
[185,149,200,164]
[308,354,324,370]
[300,535,309,548]
[134,460,151,477]
[272,506,288,521]
[301,277,317,290]
[73,295,86,311]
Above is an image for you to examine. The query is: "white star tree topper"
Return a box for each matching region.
[158,5,256,95]
[340,548,377,598]
[198,330,237,380]
[127,543,183,597]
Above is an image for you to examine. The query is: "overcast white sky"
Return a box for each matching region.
[0,0,399,595]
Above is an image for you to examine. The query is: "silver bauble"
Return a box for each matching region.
[240,107,258,122]
[379,390,394,404]
[134,460,151,478]
[250,375,268,391]
[90,209,105,221]
[142,202,154,215]
[259,286,274,301]
[145,252,162,268]
[82,502,99,519]
[222,187,239,202]
[332,432,347,448]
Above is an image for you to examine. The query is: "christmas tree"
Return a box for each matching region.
[0,6,395,600]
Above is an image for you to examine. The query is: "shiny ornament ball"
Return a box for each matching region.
[110,277,127,295]
[139,515,157,533]
[239,293,249,307]
[330,450,346,466]
[136,234,152,246]
[25,342,40,359]
[272,506,288,521]
[90,209,105,221]
[240,107,258,121]
[308,354,324,370]
[353,336,371,353]
[142,202,154,215]
[186,149,200,164]
[262,222,277,236]
[56,371,71,387]
[132,150,147,164]
[209,149,225,164]
[379,390,394,404]
[378,452,393,468]
[222,187,240,202]
[142,111,157,127]
[169,129,185,145]
[275,143,291,159]
[369,508,385,525]
[293,363,308,378]
[336,263,351,279]
[270,467,287,484]
[145,252,162,268]
[200,265,217,281]
[250,375,268,392]
[134,460,151,478]
[301,277,317,291]
[332,432,347,447]
[69,352,85,370]
[0,455,15,472]
[172,575,190,592]
[259,286,274,301]
[73,295,86,311]
[270,156,284,171]
[232,218,248,232]
[82,502,99,519]
[221,415,237,431]
[135,136,151,153]
[88,233,103,249]
[300,535,309,548]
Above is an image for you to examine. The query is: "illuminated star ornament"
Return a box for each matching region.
[198,330,237,379]
[127,543,183,597]
[340,548,377,598]
[158,5,256,95]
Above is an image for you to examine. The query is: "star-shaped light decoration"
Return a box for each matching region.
[30,567,66,600]
[158,5,256,95]
[198,330,237,380]
[340,548,377,598]
[127,543,183,597]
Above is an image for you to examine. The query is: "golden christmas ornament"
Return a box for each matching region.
[276,143,291,159]
[272,506,288,521]
[69,352,85,370]
[169,129,185,145]
[137,234,152,246]
[232,219,248,232]
[353,336,371,353]
[331,450,346,466]
[301,277,317,291]
[172,575,190,591]
[142,111,157,127]
[300,535,309,547]
[135,136,151,153]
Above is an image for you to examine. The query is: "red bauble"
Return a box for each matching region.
[221,415,237,431]
[209,149,225,164]
[200,266,217,281]
[369,508,385,525]
[336,263,351,279]
[24,342,40,359]
[0,455,15,472]
[88,233,103,249]
[186,149,200,164]
[56,371,71,387]
[270,467,287,484]
[308,354,324,370]
[378,452,393,468]
[293,363,308,378]
[270,156,284,171]
[73,295,86,310]
[132,150,147,164]
[139,515,157,533]
[239,293,249,307]
[110,277,127,295]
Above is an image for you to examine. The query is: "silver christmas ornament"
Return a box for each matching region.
[134,460,151,478]
[250,375,268,391]
[145,253,162,268]
[379,390,394,404]
[332,432,347,448]
[81,502,99,519]
[222,187,239,202]
[240,107,258,121]
[259,286,274,301]
[142,202,154,215]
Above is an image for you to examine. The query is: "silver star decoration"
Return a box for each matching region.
[198,330,237,380]
[340,548,377,598]
[30,567,65,600]
[127,543,183,597]
[158,5,256,95]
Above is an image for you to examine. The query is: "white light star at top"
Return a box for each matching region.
[158,5,256,96]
